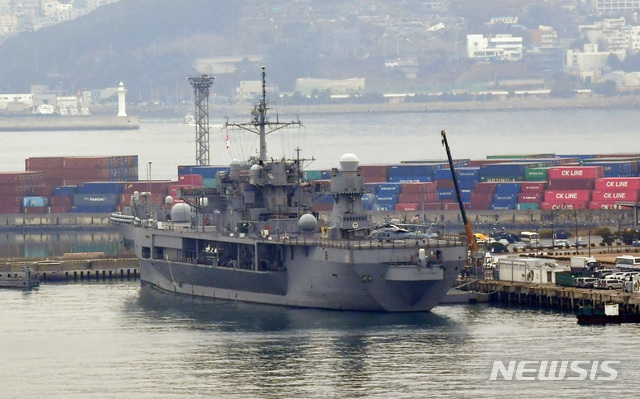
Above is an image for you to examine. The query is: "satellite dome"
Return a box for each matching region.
[170,203,192,223]
[230,159,242,170]
[339,153,359,172]
[165,196,174,205]
[298,214,318,233]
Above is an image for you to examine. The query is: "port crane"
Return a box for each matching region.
[441,130,478,254]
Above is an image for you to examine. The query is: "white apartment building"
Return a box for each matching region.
[467,34,523,61]
[566,43,626,81]
[596,0,640,13]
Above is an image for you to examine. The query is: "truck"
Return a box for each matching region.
[570,256,600,272]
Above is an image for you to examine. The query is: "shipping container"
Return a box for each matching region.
[421,203,443,210]
[435,179,455,189]
[436,189,457,201]
[588,201,624,210]
[518,192,542,203]
[524,167,549,181]
[547,179,595,190]
[303,170,323,181]
[70,204,118,213]
[25,156,65,170]
[51,196,72,207]
[190,165,230,179]
[386,164,437,179]
[595,177,640,191]
[544,190,591,202]
[178,174,204,186]
[547,166,603,180]
[49,205,70,213]
[52,185,77,197]
[591,190,639,202]
[493,193,518,202]
[0,205,21,213]
[23,196,48,208]
[473,182,498,193]
[517,203,540,210]
[360,165,388,183]
[122,181,173,194]
[521,182,547,192]
[401,182,436,193]
[76,182,124,195]
[540,201,588,210]
[377,183,402,194]
[490,203,515,210]
[24,206,47,214]
[395,203,418,211]
[73,193,120,207]
[495,183,522,194]
[387,175,431,183]
[398,192,437,203]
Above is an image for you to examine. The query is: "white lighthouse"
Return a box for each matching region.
[117,81,127,117]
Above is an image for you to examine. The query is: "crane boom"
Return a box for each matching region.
[441,130,478,253]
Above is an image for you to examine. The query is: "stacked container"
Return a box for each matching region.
[26,155,138,186]
[71,182,123,213]
[0,171,46,214]
[590,177,640,209]
[542,166,603,210]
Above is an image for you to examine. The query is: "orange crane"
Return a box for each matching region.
[441,130,478,253]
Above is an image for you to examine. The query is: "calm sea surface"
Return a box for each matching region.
[2,108,640,397]
[1,108,638,180]
[1,281,639,398]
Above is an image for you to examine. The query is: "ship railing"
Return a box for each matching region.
[277,235,466,249]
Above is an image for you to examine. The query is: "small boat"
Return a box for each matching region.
[576,303,640,325]
[0,267,40,289]
[182,113,196,125]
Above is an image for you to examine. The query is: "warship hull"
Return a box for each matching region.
[134,228,467,312]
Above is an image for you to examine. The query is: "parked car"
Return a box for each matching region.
[574,277,598,288]
[595,278,624,290]
[553,239,570,249]
[570,238,588,248]
[596,269,618,279]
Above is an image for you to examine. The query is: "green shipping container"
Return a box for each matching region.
[480,176,522,182]
[516,202,540,210]
[203,178,218,189]
[525,167,549,181]
[303,170,323,181]
[555,272,574,287]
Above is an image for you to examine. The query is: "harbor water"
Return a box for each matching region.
[1,281,639,398]
[2,108,640,397]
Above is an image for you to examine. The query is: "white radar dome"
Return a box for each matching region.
[298,213,318,233]
[170,203,192,223]
[165,196,174,205]
[339,153,359,172]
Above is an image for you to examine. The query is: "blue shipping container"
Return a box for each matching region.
[76,182,123,195]
[437,189,457,200]
[495,183,522,194]
[73,194,120,207]
[191,165,230,179]
[387,175,431,183]
[52,185,77,197]
[377,184,402,194]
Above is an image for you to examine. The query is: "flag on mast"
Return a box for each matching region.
[225,134,229,149]
[411,213,419,222]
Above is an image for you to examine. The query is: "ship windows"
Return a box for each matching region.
[142,247,151,259]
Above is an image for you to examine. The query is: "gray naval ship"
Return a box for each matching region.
[117,71,468,312]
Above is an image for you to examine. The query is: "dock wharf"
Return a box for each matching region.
[472,279,640,314]
[0,255,138,282]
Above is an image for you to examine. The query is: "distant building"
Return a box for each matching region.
[566,43,625,81]
[235,80,278,103]
[294,78,365,96]
[529,25,558,48]
[595,0,640,14]
[467,34,523,61]
[489,16,518,25]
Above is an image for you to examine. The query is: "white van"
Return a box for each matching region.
[519,231,540,243]
[615,255,640,270]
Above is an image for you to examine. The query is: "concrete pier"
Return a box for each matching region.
[0,115,139,131]
[472,279,640,314]
[0,256,138,282]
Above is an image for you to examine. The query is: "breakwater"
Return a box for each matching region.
[0,115,139,131]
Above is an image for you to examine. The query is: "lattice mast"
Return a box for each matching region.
[188,74,215,166]
[224,66,301,162]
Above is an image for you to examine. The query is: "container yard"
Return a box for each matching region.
[0,153,638,222]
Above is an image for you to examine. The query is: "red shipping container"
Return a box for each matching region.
[521,182,547,192]
[395,203,418,211]
[49,205,70,213]
[63,156,109,169]
[443,202,461,211]
[518,192,542,203]
[398,192,437,203]
[123,181,173,194]
[588,201,624,210]
[361,165,388,182]
[0,183,30,195]
[25,156,65,170]
[364,173,388,183]
[0,205,21,213]
[591,190,639,202]
[435,179,455,189]
[420,203,442,210]
[595,178,640,191]
[0,171,40,184]
[473,182,498,193]
[24,206,47,214]
[401,182,436,193]
[29,186,53,197]
[468,203,491,210]
[178,174,204,186]
[470,192,494,203]
[541,201,588,210]
[547,166,603,180]
[0,194,24,204]
[51,196,72,207]
[548,179,595,190]
[544,190,591,202]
